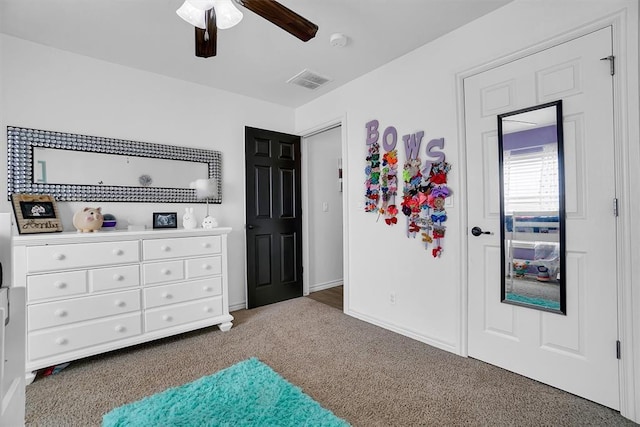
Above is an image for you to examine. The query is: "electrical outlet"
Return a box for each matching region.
[389,292,396,304]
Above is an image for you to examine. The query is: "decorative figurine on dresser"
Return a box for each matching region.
[12,227,233,384]
[72,207,104,232]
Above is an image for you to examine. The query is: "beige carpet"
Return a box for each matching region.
[25,297,632,426]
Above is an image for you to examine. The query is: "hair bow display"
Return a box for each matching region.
[380,149,399,226]
[364,131,453,259]
[422,162,452,257]
[364,142,381,212]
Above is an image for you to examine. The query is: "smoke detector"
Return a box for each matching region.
[286,69,332,90]
[330,33,348,48]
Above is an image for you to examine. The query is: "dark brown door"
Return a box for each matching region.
[245,127,303,308]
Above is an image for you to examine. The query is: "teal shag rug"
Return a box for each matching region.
[505,293,560,311]
[102,358,349,427]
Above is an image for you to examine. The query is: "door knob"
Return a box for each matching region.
[247,224,256,230]
[471,226,491,236]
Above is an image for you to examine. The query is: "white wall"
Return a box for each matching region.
[295,0,640,361]
[305,126,343,291]
[0,35,295,309]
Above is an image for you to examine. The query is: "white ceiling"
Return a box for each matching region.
[0,0,511,108]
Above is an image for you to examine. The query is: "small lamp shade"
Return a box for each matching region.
[177,0,243,30]
[176,1,206,29]
[190,178,219,200]
[212,0,243,29]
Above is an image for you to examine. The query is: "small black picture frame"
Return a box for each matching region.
[153,212,177,229]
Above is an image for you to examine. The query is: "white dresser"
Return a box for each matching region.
[12,228,233,380]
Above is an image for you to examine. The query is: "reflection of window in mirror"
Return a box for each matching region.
[502,130,559,214]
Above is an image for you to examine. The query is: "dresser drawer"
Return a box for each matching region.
[28,313,142,361]
[143,235,221,260]
[90,264,140,292]
[145,296,223,333]
[27,270,87,302]
[143,277,222,309]
[26,240,140,273]
[28,289,140,331]
[186,256,222,279]
[143,260,184,285]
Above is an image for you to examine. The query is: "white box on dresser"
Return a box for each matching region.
[12,227,233,382]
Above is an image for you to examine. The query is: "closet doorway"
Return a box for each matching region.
[302,125,344,309]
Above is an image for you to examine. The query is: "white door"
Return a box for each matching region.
[465,27,619,409]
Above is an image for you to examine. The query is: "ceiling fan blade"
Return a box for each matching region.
[195,8,217,58]
[235,0,318,42]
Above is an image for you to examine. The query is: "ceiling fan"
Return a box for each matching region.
[176,0,319,58]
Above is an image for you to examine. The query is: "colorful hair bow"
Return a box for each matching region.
[430,186,450,198]
[432,246,443,258]
[408,222,421,233]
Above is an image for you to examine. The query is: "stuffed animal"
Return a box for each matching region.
[73,207,104,232]
[202,215,218,229]
[536,266,550,282]
[512,260,529,278]
[182,207,197,229]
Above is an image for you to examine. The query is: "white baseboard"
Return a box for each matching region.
[229,302,246,312]
[345,307,458,355]
[309,280,343,293]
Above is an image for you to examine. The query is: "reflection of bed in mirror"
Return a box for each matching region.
[504,211,561,308]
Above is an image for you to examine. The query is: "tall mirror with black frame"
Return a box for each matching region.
[498,100,566,314]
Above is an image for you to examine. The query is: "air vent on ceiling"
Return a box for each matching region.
[286,69,332,90]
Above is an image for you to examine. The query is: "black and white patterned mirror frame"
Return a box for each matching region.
[7,126,222,203]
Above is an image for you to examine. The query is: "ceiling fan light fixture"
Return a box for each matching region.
[176,1,206,29]
[212,0,243,29]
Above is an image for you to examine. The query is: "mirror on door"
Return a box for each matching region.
[498,100,566,314]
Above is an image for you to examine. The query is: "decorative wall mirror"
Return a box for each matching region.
[7,127,222,203]
[497,101,566,314]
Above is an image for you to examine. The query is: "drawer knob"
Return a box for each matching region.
[203,286,212,292]
[204,306,213,313]
[113,274,124,281]
[161,292,172,299]
[202,264,212,270]
[114,300,126,307]
[115,325,126,333]
[202,242,211,248]
[162,314,173,322]
[161,268,171,275]
[161,245,170,252]
[55,337,68,346]
[53,253,65,261]
[54,281,67,289]
[112,249,124,256]
[54,309,68,317]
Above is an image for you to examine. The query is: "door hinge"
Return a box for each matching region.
[600,55,615,76]
[613,198,619,217]
[616,340,621,359]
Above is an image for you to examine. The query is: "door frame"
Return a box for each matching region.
[455,11,638,421]
[298,115,349,306]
